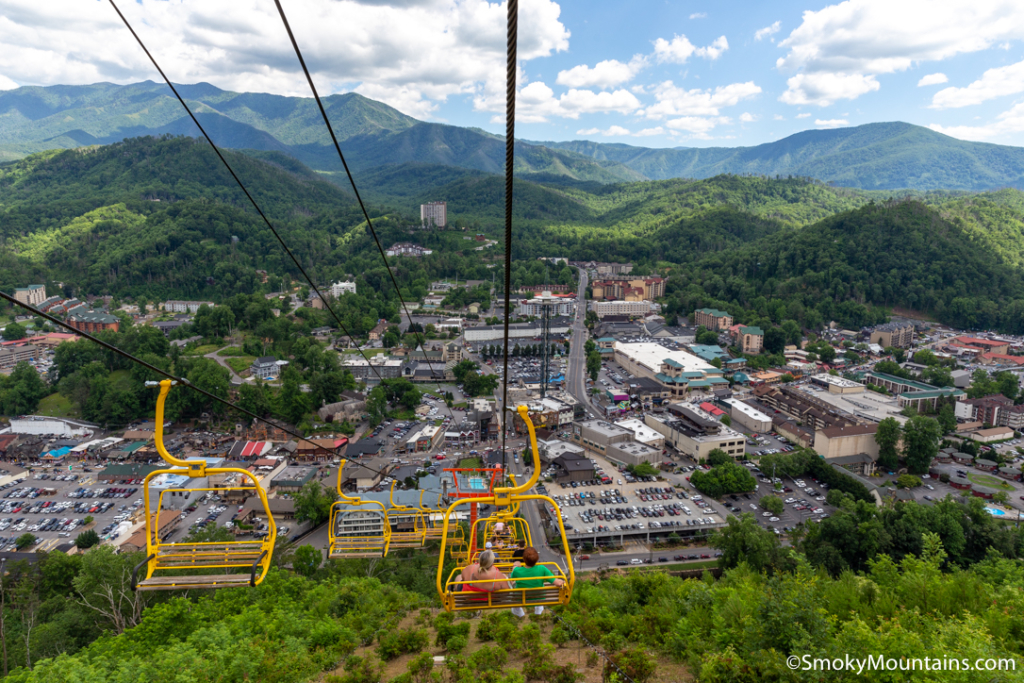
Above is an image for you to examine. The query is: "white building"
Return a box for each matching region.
[14,285,46,307]
[516,296,576,317]
[614,418,665,449]
[330,281,357,297]
[722,399,772,432]
[592,300,652,318]
[163,300,215,314]
[420,201,447,228]
[9,417,95,437]
[385,243,433,258]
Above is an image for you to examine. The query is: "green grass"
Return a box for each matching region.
[459,457,484,468]
[217,346,247,357]
[341,348,388,356]
[36,392,79,419]
[967,472,1014,490]
[185,344,225,356]
[225,357,256,375]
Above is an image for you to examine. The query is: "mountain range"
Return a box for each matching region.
[3,81,1024,190]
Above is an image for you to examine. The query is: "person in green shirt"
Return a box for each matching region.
[509,547,563,617]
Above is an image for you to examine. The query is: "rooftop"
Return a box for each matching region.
[614,342,715,375]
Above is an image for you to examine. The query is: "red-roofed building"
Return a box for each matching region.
[295,437,348,463]
[979,353,1024,366]
[228,440,273,459]
[699,402,726,417]
[954,337,1010,354]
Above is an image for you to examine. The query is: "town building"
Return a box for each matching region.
[751,384,857,431]
[385,242,433,258]
[330,281,357,297]
[722,399,772,432]
[612,342,729,397]
[66,310,120,333]
[552,452,595,482]
[810,374,865,394]
[342,356,404,380]
[813,424,880,460]
[250,356,288,380]
[591,300,652,318]
[162,300,215,314]
[570,419,636,457]
[606,441,661,468]
[420,201,447,228]
[0,344,40,369]
[864,371,944,395]
[644,404,747,461]
[403,424,444,452]
[967,426,1015,443]
[517,296,576,317]
[538,439,587,465]
[951,336,1010,355]
[956,394,1024,430]
[14,285,46,307]
[271,466,318,493]
[591,277,665,301]
[735,326,763,354]
[896,387,966,412]
[693,308,733,331]
[464,317,572,342]
[869,322,915,348]
[614,418,665,449]
[295,437,348,463]
[367,320,390,341]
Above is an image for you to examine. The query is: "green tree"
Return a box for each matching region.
[2,322,26,341]
[366,385,388,426]
[627,462,659,477]
[15,533,35,550]
[706,448,731,467]
[711,513,790,574]
[294,480,336,526]
[690,462,757,498]
[276,370,310,425]
[896,474,922,489]
[902,415,942,474]
[937,403,957,433]
[293,544,322,577]
[75,529,101,549]
[875,417,901,471]
[760,495,784,515]
[695,327,719,345]
[817,344,837,363]
[585,350,601,382]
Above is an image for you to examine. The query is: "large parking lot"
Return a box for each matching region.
[0,465,147,551]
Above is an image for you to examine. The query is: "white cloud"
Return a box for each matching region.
[0,74,18,90]
[504,81,641,122]
[0,0,570,119]
[931,59,1024,108]
[653,34,728,64]
[929,101,1024,140]
[633,127,664,136]
[575,125,630,136]
[644,80,761,119]
[780,73,880,106]
[739,112,756,122]
[796,112,811,118]
[695,36,729,60]
[690,12,706,19]
[754,21,781,41]
[815,118,849,127]
[776,0,1024,107]
[917,72,948,87]
[556,55,646,88]
[665,115,729,139]
[773,114,785,120]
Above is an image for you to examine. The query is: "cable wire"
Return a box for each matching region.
[106,0,391,388]
[271,0,458,426]
[0,291,453,496]
[499,0,518,473]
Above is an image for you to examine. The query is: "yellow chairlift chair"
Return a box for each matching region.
[132,380,276,591]
[328,460,391,558]
[435,405,574,612]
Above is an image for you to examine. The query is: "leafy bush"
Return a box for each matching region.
[377,628,430,661]
[433,612,471,649]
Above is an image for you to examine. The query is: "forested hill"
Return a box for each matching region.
[662,200,1024,333]
[6,83,1024,189]
[532,122,1024,191]
[0,136,376,300]
[0,82,641,183]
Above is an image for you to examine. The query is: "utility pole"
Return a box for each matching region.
[0,557,7,677]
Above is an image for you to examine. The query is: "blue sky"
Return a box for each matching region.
[3,0,1024,148]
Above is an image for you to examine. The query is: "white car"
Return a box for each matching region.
[769,517,780,522]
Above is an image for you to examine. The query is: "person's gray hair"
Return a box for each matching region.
[479,549,496,570]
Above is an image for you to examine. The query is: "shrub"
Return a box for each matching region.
[434,612,472,649]
[75,529,100,549]
[446,634,468,654]
[606,647,657,683]
[468,645,508,672]
[406,651,434,683]
[327,655,383,683]
[550,626,569,648]
[377,628,430,661]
